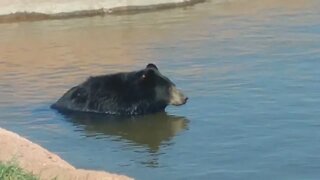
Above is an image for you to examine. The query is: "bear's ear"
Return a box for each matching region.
[146,63,158,70]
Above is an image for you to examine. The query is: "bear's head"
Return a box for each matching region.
[135,63,188,110]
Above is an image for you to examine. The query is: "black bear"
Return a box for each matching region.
[51,64,188,115]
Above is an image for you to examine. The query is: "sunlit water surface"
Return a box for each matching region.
[1,0,320,179]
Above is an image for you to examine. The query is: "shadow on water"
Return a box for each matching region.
[57,110,189,153]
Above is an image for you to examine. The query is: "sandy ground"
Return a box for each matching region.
[0,0,205,23]
[0,0,205,15]
[0,127,133,180]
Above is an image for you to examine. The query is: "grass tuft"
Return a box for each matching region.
[0,161,38,180]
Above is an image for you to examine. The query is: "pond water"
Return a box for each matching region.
[1,0,320,179]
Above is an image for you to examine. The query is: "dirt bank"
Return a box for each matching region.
[0,0,206,23]
[0,127,133,180]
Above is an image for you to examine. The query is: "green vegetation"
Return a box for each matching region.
[0,161,38,180]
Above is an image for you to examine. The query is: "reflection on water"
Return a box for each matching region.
[60,112,188,153]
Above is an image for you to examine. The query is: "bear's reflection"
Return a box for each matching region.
[60,111,189,152]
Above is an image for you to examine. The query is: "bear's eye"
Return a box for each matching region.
[141,74,146,79]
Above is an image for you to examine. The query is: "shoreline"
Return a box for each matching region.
[0,127,133,180]
[0,0,206,23]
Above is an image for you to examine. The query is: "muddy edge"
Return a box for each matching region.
[0,0,206,23]
[0,127,133,180]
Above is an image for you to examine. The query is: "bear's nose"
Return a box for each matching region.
[183,97,188,104]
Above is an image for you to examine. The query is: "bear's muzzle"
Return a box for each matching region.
[169,86,188,106]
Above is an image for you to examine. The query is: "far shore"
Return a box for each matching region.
[0,127,133,180]
[0,0,206,23]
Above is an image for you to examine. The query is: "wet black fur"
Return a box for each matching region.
[51,64,173,115]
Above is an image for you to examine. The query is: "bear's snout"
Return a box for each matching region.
[169,86,188,106]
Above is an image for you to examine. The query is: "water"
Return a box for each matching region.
[1,0,320,179]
